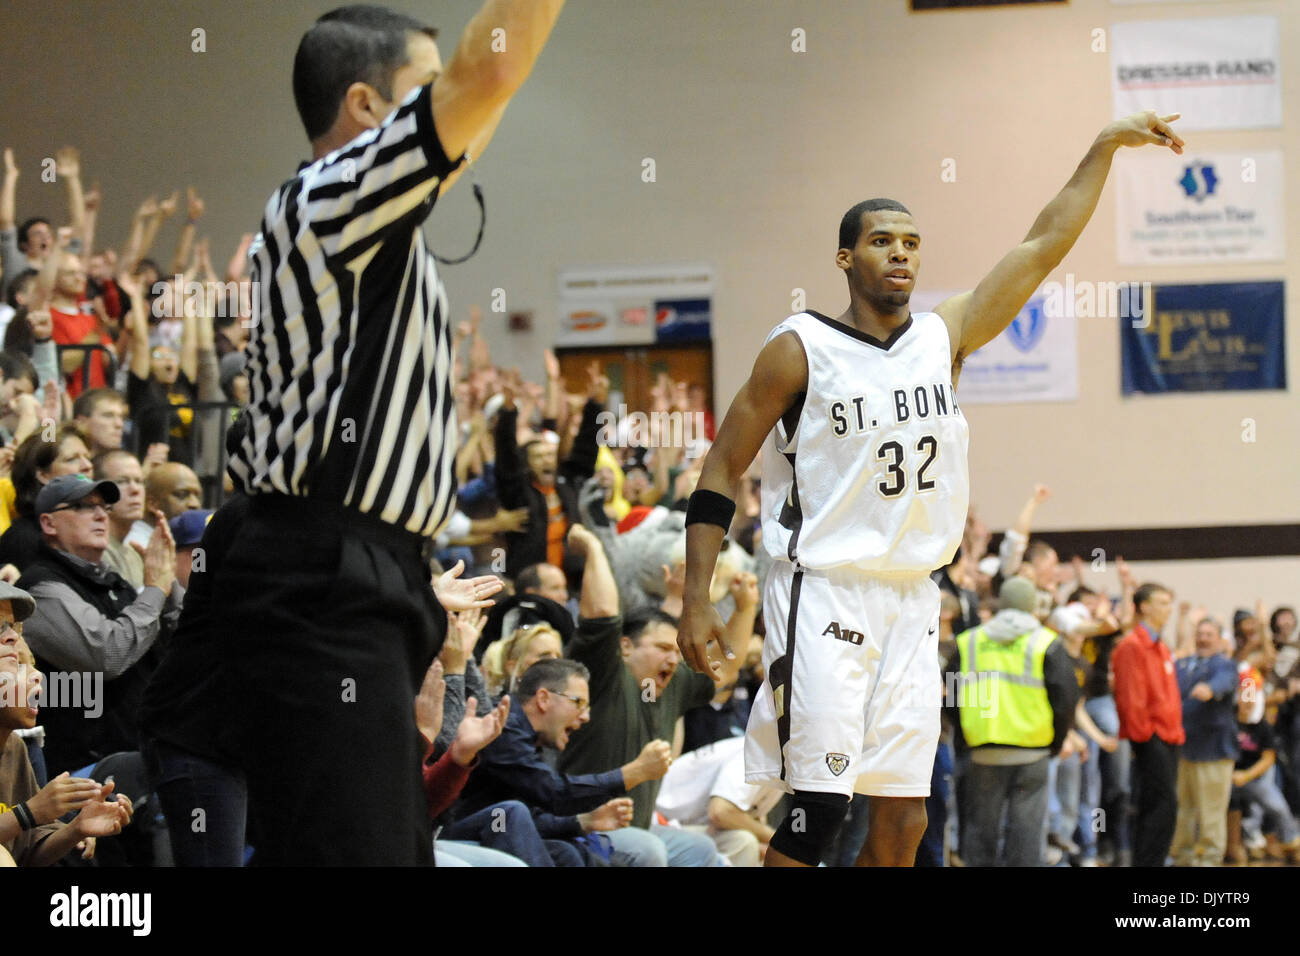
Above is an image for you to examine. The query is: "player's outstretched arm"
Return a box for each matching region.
[937,111,1184,368]
[432,0,565,173]
[678,332,807,677]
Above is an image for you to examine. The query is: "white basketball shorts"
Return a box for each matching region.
[744,560,942,798]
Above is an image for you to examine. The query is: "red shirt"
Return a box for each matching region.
[423,750,473,820]
[99,279,124,320]
[1112,624,1186,746]
[51,304,111,398]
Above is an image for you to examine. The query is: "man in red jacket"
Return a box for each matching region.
[1113,582,1184,866]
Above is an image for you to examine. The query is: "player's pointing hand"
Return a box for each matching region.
[1107,110,1184,155]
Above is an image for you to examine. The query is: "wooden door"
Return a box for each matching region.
[555,343,713,415]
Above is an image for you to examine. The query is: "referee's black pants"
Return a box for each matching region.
[1131,736,1180,867]
[213,495,444,865]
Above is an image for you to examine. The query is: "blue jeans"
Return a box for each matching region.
[652,823,727,866]
[1079,738,1101,859]
[440,801,578,867]
[1086,695,1131,853]
[916,740,952,867]
[436,841,529,866]
[605,825,724,866]
[607,826,669,866]
[1052,751,1091,854]
[142,737,248,867]
[963,758,1051,867]
[1233,774,1299,843]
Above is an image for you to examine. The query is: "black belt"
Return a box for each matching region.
[248,493,435,565]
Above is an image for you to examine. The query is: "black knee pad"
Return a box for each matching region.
[769,790,850,866]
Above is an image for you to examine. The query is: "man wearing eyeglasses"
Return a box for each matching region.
[449,657,672,866]
[15,474,181,775]
[93,449,148,590]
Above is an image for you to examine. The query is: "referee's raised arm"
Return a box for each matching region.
[298,0,566,257]
[432,0,566,173]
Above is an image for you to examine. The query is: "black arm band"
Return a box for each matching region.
[685,489,736,532]
[13,802,36,831]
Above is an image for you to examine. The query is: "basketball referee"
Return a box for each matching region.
[213,2,564,865]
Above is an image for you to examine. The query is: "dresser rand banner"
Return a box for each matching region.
[1121,281,1285,395]
[1111,16,1281,131]
[1116,151,1285,265]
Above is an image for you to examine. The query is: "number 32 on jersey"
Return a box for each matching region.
[873,435,937,498]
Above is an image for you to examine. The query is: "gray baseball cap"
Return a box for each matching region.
[998,575,1039,614]
[35,473,121,518]
[0,581,36,622]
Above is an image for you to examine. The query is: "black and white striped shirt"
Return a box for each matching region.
[230,83,462,538]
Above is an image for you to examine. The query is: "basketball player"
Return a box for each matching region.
[678,111,1184,868]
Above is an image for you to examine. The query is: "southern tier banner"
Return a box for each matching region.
[1115,150,1286,265]
[1121,281,1285,395]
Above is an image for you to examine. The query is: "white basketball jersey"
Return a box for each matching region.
[759,310,969,573]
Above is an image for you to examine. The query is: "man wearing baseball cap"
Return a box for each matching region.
[15,474,181,775]
[168,509,214,590]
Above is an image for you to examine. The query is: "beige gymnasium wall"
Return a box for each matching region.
[1,0,1295,620]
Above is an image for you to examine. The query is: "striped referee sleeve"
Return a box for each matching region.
[305,83,462,263]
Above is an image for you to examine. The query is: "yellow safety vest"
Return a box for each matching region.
[955,624,1057,748]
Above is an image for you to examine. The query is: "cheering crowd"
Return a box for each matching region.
[0,145,1297,867]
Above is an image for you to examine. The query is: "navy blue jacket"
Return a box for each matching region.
[1176,653,1239,762]
[454,698,627,826]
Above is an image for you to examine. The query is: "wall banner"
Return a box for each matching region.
[1121,281,1285,394]
[1111,17,1281,131]
[1115,150,1285,265]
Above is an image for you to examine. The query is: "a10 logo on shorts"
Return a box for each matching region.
[822,620,865,645]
